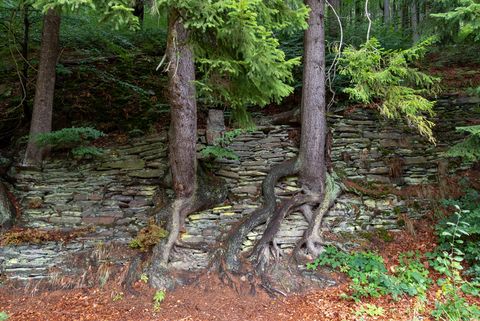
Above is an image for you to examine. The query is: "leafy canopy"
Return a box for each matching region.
[155,0,308,126]
[33,0,139,29]
[339,37,440,143]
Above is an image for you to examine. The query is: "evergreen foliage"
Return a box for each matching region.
[34,127,105,158]
[154,0,308,125]
[447,125,480,162]
[339,37,440,142]
[432,0,480,42]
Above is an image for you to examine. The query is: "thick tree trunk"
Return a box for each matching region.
[148,9,199,289]
[166,11,197,200]
[299,0,327,195]
[23,9,60,166]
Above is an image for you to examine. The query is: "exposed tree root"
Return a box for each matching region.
[148,166,228,290]
[215,164,344,295]
[221,158,299,273]
[295,173,343,259]
[121,252,146,295]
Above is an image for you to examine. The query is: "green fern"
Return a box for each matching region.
[339,37,440,143]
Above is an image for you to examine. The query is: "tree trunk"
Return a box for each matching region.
[383,0,390,24]
[0,182,15,230]
[148,8,199,289]
[22,4,31,122]
[167,10,197,201]
[23,9,60,166]
[411,0,419,43]
[328,0,341,38]
[299,0,327,195]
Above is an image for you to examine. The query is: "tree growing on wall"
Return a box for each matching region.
[146,0,308,289]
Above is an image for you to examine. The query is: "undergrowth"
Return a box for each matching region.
[129,219,168,252]
[307,247,430,302]
[34,127,105,159]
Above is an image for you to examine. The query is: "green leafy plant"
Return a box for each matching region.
[0,311,9,321]
[355,303,385,318]
[307,246,431,302]
[153,290,166,312]
[112,292,124,302]
[339,37,440,142]
[139,273,149,283]
[34,127,105,159]
[435,191,480,281]
[430,208,480,320]
[200,128,254,161]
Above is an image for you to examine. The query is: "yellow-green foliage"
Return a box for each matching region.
[129,220,168,252]
[339,37,441,143]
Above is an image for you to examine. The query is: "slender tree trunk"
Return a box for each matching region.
[328,0,341,38]
[411,0,419,43]
[23,9,60,166]
[383,0,390,24]
[22,4,31,121]
[299,0,327,195]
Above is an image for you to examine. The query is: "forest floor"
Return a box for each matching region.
[2,220,480,321]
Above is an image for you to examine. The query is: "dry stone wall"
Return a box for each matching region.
[1,96,479,280]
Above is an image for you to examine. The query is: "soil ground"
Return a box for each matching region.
[2,221,480,321]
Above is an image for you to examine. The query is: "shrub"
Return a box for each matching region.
[430,208,480,320]
[34,127,105,159]
[307,246,430,301]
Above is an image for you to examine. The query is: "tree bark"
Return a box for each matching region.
[23,9,60,166]
[22,4,31,122]
[167,10,197,201]
[148,9,199,289]
[299,0,327,195]
[411,0,419,43]
[383,0,390,24]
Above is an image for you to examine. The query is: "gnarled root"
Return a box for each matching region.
[221,158,299,273]
[250,192,320,273]
[295,173,343,259]
[149,166,228,290]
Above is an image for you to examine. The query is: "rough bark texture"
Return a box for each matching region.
[0,182,15,230]
[166,11,197,201]
[24,9,60,166]
[298,0,327,195]
[148,10,228,290]
[22,5,31,121]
